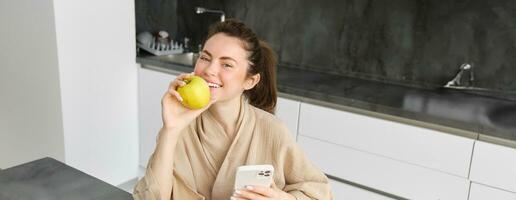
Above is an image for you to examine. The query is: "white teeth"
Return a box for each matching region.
[207,82,222,88]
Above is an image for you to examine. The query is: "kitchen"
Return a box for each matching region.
[1,0,516,199]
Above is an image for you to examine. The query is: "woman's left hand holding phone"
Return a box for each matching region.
[231,185,296,200]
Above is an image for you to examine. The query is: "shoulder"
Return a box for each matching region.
[250,105,293,141]
[251,106,283,128]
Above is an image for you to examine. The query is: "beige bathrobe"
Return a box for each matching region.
[133,99,332,200]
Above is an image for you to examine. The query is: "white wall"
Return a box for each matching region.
[0,0,65,168]
[53,0,139,185]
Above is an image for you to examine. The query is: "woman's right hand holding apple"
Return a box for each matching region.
[152,72,214,200]
[161,73,213,137]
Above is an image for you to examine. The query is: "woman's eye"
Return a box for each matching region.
[223,64,233,68]
[200,56,210,61]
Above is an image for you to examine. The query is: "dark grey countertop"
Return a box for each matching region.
[0,157,132,200]
[137,55,516,147]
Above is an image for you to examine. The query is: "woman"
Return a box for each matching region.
[134,19,332,200]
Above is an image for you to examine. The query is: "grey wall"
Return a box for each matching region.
[136,0,516,92]
[0,0,65,168]
[136,0,223,52]
[135,0,178,36]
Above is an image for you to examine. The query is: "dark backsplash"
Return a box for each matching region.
[136,0,516,92]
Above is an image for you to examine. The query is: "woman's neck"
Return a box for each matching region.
[208,95,242,139]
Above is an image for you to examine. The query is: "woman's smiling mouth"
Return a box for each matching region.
[207,82,222,88]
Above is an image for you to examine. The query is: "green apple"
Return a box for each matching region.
[177,75,211,109]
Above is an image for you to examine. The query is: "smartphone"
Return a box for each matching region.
[234,165,274,190]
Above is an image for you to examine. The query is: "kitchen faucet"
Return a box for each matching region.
[195,7,225,22]
[444,63,474,88]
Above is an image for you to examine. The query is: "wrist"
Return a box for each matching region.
[161,125,178,133]
[157,127,181,142]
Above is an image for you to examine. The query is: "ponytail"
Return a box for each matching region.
[206,19,278,114]
[244,41,277,114]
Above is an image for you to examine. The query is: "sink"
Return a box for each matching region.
[402,89,489,124]
[154,52,198,67]
[403,88,516,130]
[441,86,516,101]
[487,105,516,129]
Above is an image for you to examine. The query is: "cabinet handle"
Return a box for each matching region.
[326,174,408,200]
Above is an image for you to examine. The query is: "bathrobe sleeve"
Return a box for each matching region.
[133,130,207,200]
[133,158,206,200]
[133,162,162,200]
[274,123,334,200]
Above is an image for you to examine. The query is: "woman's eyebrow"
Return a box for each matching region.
[220,56,238,64]
[201,50,212,57]
[202,50,238,64]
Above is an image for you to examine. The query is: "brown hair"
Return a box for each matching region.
[206,19,277,114]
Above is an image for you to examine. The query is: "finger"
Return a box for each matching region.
[168,90,183,102]
[161,91,182,106]
[177,73,191,78]
[177,73,193,80]
[170,79,187,90]
[233,189,267,200]
[245,185,274,198]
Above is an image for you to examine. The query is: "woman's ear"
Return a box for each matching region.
[244,73,260,90]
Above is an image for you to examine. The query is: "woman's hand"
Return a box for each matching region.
[231,185,296,200]
[161,73,214,134]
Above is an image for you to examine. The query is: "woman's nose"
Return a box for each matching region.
[204,61,218,76]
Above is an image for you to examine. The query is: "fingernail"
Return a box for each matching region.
[245,186,253,190]
[235,190,242,194]
[230,197,236,200]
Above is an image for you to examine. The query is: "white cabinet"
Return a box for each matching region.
[138,67,177,167]
[298,103,474,177]
[469,183,516,200]
[470,141,516,193]
[329,179,395,200]
[299,136,470,200]
[275,97,300,140]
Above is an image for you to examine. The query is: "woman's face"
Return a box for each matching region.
[194,33,259,103]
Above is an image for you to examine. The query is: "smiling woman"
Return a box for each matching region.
[133,19,333,200]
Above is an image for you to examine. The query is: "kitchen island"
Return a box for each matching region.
[0,157,132,200]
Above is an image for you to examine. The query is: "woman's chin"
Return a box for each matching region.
[209,87,218,94]
[209,88,220,102]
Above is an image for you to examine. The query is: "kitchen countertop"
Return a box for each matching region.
[136,54,516,148]
[0,157,132,200]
